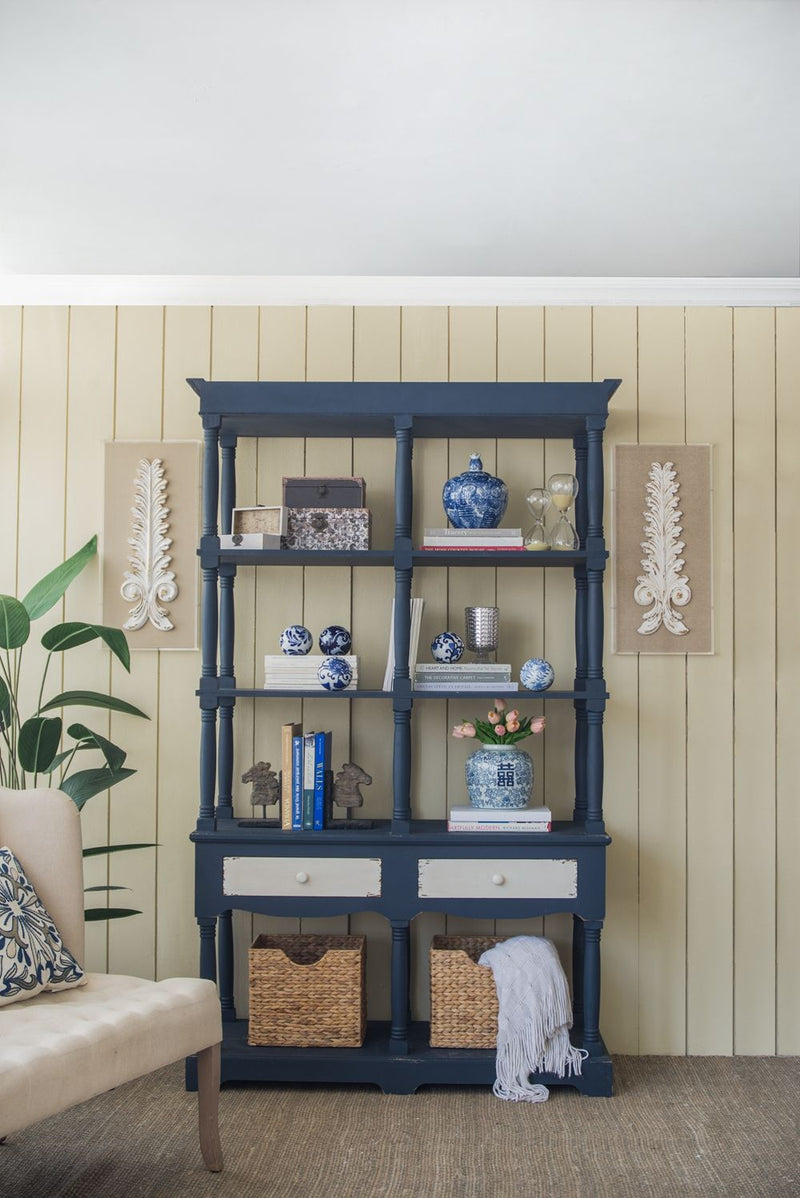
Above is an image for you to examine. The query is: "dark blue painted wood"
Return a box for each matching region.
[218,910,236,1022]
[211,1020,613,1095]
[188,379,620,440]
[198,916,217,982]
[390,922,410,1053]
[199,424,220,826]
[572,914,585,1033]
[581,921,603,1056]
[190,376,616,1095]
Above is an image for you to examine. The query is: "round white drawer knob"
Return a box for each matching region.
[295,871,309,884]
[491,873,506,886]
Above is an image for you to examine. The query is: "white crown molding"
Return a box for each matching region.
[0,275,798,307]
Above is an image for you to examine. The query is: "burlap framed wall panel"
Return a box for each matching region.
[613,444,712,654]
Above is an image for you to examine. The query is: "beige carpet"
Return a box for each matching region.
[2,1057,799,1198]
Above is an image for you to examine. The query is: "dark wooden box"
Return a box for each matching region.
[282,477,365,508]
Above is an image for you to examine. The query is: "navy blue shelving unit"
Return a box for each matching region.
[188,377,620,1096]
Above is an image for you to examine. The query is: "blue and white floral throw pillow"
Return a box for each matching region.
[0,846,85,1006]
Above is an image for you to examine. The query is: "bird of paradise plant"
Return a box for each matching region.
[0,535,152,920]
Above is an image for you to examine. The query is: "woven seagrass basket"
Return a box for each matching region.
[429,934,505,1048]
[249,933,366,1047]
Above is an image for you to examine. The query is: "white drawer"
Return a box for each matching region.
[223,855,382,898]
[418,857,577,900]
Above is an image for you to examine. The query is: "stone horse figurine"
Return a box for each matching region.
[242,761,280,812]
[332,762,372,810]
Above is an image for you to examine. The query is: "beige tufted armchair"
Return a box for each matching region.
[0,788,223,1172]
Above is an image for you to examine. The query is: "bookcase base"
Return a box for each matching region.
[185,1020,613,1097]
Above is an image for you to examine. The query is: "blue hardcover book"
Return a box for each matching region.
[302,732,316,830]
[291,735,303,829]
[313,731,331,830]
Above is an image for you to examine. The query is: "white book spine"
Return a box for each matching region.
[447,822,552,832]
[414,681,519,692]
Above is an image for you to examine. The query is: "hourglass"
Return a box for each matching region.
[547,473,579,550]
[524,487,551,550]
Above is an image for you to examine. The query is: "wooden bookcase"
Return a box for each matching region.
[188,377,619,1095]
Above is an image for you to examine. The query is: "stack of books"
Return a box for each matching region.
[264,655,358,690]
[279,722,332,830]
[447,805,552,833]
[420,527,525,551]
[414,662,518,692]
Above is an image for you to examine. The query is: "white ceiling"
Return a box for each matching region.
[1,0,798,277]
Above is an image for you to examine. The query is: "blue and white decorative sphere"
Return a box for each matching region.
[279,624,313,655]
[318,624,352,656]
[318,656,353,691]
[431,631,465,663]
[442,453,509,529]
[520,657,555,691]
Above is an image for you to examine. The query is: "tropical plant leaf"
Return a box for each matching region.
[17,716,62,773]
[0,675,10,728]
[83,884,130,892]
[0,595,30,650]
[60,766,136,809]
[84,907,141,921]
[41,622,130,671]
[82,842,157,857]
[22,535,97,621]
[39,691,149,719]
[67,723,127,771]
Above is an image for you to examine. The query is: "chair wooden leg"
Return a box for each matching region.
[197,1042,223,1172]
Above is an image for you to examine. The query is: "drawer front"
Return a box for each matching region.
[418,857,577,900]
[223,855,382,898]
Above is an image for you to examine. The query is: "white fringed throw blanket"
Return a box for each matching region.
[479,935,586,1103]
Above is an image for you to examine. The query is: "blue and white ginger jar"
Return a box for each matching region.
[280,624,313,655]
[318,656,353,691]
[520,657,555,691]
[442,453,508,529]
[319,625,352,656]
[465,744,533,809]
[430,631,464,663]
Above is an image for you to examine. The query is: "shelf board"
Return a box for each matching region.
[209,687,600,700]
[188,378,620,440]
[212,549,394,567]
[196,1020,612,1096]
[194,818,610,846]
[218,687,390,699]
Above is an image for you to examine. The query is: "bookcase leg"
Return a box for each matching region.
[582,920,603,1055]
[572,914,585,1036]
[390,921,410,1054]
[218,910,237,1022]
[199,917,217,984]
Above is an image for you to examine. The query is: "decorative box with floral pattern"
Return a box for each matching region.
[282,507,371,551]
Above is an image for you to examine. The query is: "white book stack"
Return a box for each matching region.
[264,655,359,690]
[414,662,517,692]
[447,804,552,833]
[382,598,425,691]
[421,527,525,550]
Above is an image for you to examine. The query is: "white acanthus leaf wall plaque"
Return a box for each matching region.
[633,460,692,636]
[120,458,179,632]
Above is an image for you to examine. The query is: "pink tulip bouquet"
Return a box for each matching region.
[452,697,545,746]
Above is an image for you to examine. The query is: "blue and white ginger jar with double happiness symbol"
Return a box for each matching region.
[520,657,555,691]
[319,625,352,656]
[280,624,313,655]
[465,744,533,809]
[430,631,464,663]
[318,657,353,691]
[442,453,509,529]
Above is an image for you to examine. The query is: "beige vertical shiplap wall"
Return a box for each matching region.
[0,303,795,1056]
